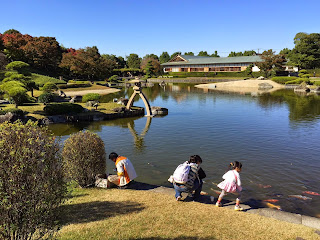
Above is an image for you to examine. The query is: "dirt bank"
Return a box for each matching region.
[196,79,285,94]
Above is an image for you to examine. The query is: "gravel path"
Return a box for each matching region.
[64,88,120,96]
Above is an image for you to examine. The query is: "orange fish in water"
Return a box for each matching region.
[200,191,209,195]
[302,191,320,196]
[257,184,272,189]
[263,199,279,203]
[264,202,282,210]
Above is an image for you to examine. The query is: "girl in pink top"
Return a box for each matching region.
[216,161,243,211]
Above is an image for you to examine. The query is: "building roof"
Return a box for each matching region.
[161,55,263,66]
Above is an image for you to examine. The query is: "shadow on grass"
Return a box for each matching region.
[128,237,217,240]
[59,200,144,225]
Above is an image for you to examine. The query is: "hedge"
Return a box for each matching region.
[167,71,261,78]
[58,83,92,89]
[82,93,101,103]
[0,108,24,117]
[68,80,91,84]
[285,78,310,85]
[43,103,84,115]
[272,77,297,84]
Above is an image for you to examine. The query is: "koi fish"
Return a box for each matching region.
[302,191,320,196]
[263,199,279,203]
[257,184,272,189]
[288,195,312,200]
[200,191,209,195]
[264,202,282,210]
[210,188,221,195]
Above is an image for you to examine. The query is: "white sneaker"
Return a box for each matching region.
[234,205,243,211]
[216,202,222,207]
[176,196,182,201]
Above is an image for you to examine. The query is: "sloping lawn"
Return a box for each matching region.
[57,187,318,240]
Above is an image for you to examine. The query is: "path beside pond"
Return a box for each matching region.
[63,88,120,96]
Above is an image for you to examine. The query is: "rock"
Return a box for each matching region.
[69,95,82,103]
[112,107,126,113]
[257,76,265,80]
[151,106,168,116]
[258,82,273,90]
[294,82,310,93]
[0,112,14,123]
[95,174,111,189]
[86,101,98,107]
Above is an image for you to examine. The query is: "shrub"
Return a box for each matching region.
[0,121,66,239]
[5,61,30,75]
[312,81,320,86]
[38,92,57,103]
[68,80,91,84]
[31,73,66,87]
[42,82,58,93]
[0,108,24,117]
[82,93,101,103]
[62,131,106,187]
[108,75,119,82]
[272,77,297,84]
[44,103,84,115]
[57,83,92,89]
[285,78,310,85]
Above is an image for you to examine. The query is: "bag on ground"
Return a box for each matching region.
[173,162,190,184]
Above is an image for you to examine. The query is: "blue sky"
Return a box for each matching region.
[1,0,319,57]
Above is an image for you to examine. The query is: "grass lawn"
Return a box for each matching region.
[31,73,66,86]
[0,102,121,120]
[62,84,110,92]
[57,187,318,240]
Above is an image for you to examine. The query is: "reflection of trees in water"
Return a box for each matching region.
[258,89,320,122]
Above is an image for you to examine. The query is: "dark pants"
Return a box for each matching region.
[174,178,203,200]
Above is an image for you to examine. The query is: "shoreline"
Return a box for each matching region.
[96,179,320,230]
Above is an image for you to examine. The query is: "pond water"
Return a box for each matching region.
[49,83,320,218]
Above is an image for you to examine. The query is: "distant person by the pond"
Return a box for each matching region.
[216,161,243,211]
[108,152,137,189]
[169,155,205,201]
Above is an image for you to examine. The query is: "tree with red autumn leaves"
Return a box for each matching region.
[60,46,116,80]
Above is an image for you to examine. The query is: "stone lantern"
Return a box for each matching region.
[126,77,152,116]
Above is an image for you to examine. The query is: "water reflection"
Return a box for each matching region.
[127,117,152,152]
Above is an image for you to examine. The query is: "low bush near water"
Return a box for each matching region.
[58,83,92,89]
[285,78,310,85]
[271,76,297,84]
[0,108,24,117]
[44,103,84,115]
[0,121,66,240]
[82,93,101,102]
[38,92,57,103]
[62,131,106,187]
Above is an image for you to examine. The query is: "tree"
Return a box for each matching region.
[23,36,62,71]
[5,61,37,96]
[1,32,32,61]
[2,29,21,35]
[62,131,106,187]
[159,51,170,63]
[143,60,155,79]
[255,49,286,78]
[279,48,291,58]
[184,52,194,56]
[42,82,58,93]
[170,52,181,59]
[243,50,257,56]
[1,80,28,107]
[141,57,160,76]
[288,32,320,69]
[245,63,254,77]
[211,51,220,57]
[102,54,126,69]
[143,53,158,61]
[198,51,210,57]
[60,46,116,79]
[126,53,141,69]
[0,121,66,240]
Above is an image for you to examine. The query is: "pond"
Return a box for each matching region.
[49,83,320,218]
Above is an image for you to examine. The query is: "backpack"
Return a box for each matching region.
[173,162,191,184]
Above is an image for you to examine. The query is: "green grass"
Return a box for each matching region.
[0,102,121,120]
[31,73,66,87]
[56,187,318,240]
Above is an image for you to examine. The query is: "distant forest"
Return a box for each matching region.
[1,29,320,80]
